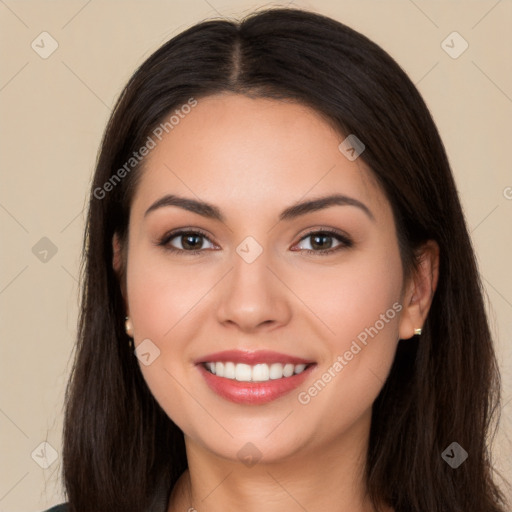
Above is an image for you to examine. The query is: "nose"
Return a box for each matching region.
[215,247,292,333]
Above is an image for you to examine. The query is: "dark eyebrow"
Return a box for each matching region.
[279,194,375,222]
[144,193,375,222]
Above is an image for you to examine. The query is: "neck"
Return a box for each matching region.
[167,408,392,512]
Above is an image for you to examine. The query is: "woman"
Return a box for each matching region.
[45,7,509,512]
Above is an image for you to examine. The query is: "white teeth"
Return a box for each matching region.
[269,363,283,379]
[224,362,235,379]
[252,363,270,382]
[205,361,309,381]
[283,363,294,377]
[235,363,252,382]
[294,364,306,373]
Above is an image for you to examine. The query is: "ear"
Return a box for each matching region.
[398,239,440,340]
[112,232,128,305]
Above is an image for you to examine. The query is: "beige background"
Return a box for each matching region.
[0,0,511,510]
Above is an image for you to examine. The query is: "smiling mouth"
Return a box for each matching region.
[202,361,314,382]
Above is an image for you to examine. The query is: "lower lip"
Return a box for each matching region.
[197,363,316,404]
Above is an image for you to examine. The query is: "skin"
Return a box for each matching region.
[113,93,439,512]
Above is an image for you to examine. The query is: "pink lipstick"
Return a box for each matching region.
[195,350,316,405]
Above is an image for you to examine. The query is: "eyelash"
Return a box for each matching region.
[156,227,353,256]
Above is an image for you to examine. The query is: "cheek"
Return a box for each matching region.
[126,246,205,342]
[292,241,403,353]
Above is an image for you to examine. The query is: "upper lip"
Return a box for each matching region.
[195,350,315,365]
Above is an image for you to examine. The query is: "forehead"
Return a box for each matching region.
[130,93,390,225]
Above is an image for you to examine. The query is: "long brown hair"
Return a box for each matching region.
[62,7,509,511]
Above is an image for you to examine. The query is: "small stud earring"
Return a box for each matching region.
[125,316,134,338]
[414,327,422,336]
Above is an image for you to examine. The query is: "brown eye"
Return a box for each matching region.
[177,233,205,250]
[294,230,353,255]
[158,229,215,254]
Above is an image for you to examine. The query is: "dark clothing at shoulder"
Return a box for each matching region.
[41,476,170,512]
[42,505,68,512]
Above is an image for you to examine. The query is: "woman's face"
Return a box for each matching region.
[117,93,416,463]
